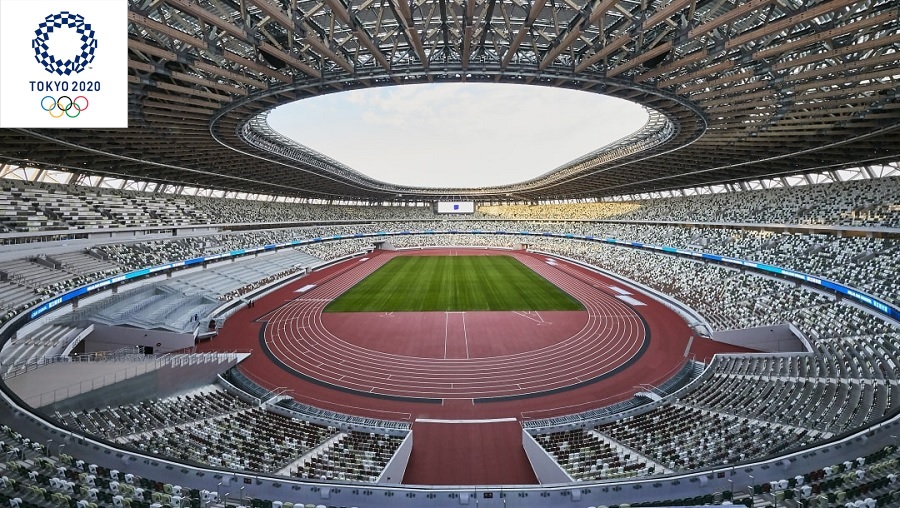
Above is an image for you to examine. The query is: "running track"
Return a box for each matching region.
[263,251,648,400]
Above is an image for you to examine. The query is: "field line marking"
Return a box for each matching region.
[462,312,469,359]
[415,417,516,424]
[444,312,449,359]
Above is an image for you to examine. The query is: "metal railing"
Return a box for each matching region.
[225,367,412,430]
[1,346,147,379]
[521,358,700,429]
[8,349,247,408]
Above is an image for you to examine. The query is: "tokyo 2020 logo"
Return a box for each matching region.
[32,12,98,76]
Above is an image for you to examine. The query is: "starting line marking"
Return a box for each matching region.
[415,417,517,424]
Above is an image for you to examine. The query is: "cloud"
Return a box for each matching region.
[267,83,648,188]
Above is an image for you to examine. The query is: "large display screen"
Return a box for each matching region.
[435,201,475,214]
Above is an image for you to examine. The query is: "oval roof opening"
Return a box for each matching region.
[268,83,649,188]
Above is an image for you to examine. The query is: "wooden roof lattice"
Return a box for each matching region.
[0,0,898,202]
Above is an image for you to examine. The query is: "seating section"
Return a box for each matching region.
[86,286,220,334]
[292,431,407,482]
[3,415,899,508]
[51,384,407,483]
[524,236,899,479]
[0,422,322,507]
[524,361,704,429]
[594,405,817,472]
[517,233,900,318]
[478,201,641,220]
[51,252,122,280]
[84,190,209,227]
[0,324,84,367]
[94,238,210,272]
[618,175,900,227]
[2,175,899,230]
[740,444,900,508]
[0,281,42,326]
[0,259,72,291]
[54,387,254,438]
[532,403,819,479]
[533,429,656,481]
[0,256,121,302]
[609,444,900,506]
[1,212,897,327]
[0,179,437,233]
[0,420,408,507]
[76,248,323,333]
[680,358,900,437]
[0,182,212,231]
[126,408,340,474]
[169,248,320,301]
[187,196,437,224]
[0,253,124,326]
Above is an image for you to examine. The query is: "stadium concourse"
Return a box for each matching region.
[197,247,753,485]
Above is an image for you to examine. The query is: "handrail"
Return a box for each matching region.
[0,346,146,379]
[226,367,412,428]
[13,350,247,406]
[520,358,696,427]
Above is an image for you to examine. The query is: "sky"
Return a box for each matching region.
[267,83,649,188]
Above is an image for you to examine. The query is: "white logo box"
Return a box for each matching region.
[0,0,128,128]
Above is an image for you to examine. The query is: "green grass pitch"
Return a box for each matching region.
[324,255,584,312]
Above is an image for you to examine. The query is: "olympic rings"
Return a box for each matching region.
[40,95,89,118]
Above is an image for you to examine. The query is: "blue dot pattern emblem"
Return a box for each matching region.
[32,12,97,76]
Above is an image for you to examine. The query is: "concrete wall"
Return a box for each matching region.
[40,356,239,413]
[378,433,413,484]
[712,323,808,353]
[85,323,194,353]
[522,429,571,485]
[5,359,161,408]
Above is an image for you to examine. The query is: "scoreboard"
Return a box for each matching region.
[435,201,475,214]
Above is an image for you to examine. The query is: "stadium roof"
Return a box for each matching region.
[1,0,899,202]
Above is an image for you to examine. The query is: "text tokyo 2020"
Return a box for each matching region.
[30,80,100,92]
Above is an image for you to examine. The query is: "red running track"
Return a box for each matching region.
[199,248,756,485]
[264,251,648,400]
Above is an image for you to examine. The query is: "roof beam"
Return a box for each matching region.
[501,0,547,68]
[724,0,859,50]
[258,42,322,78]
